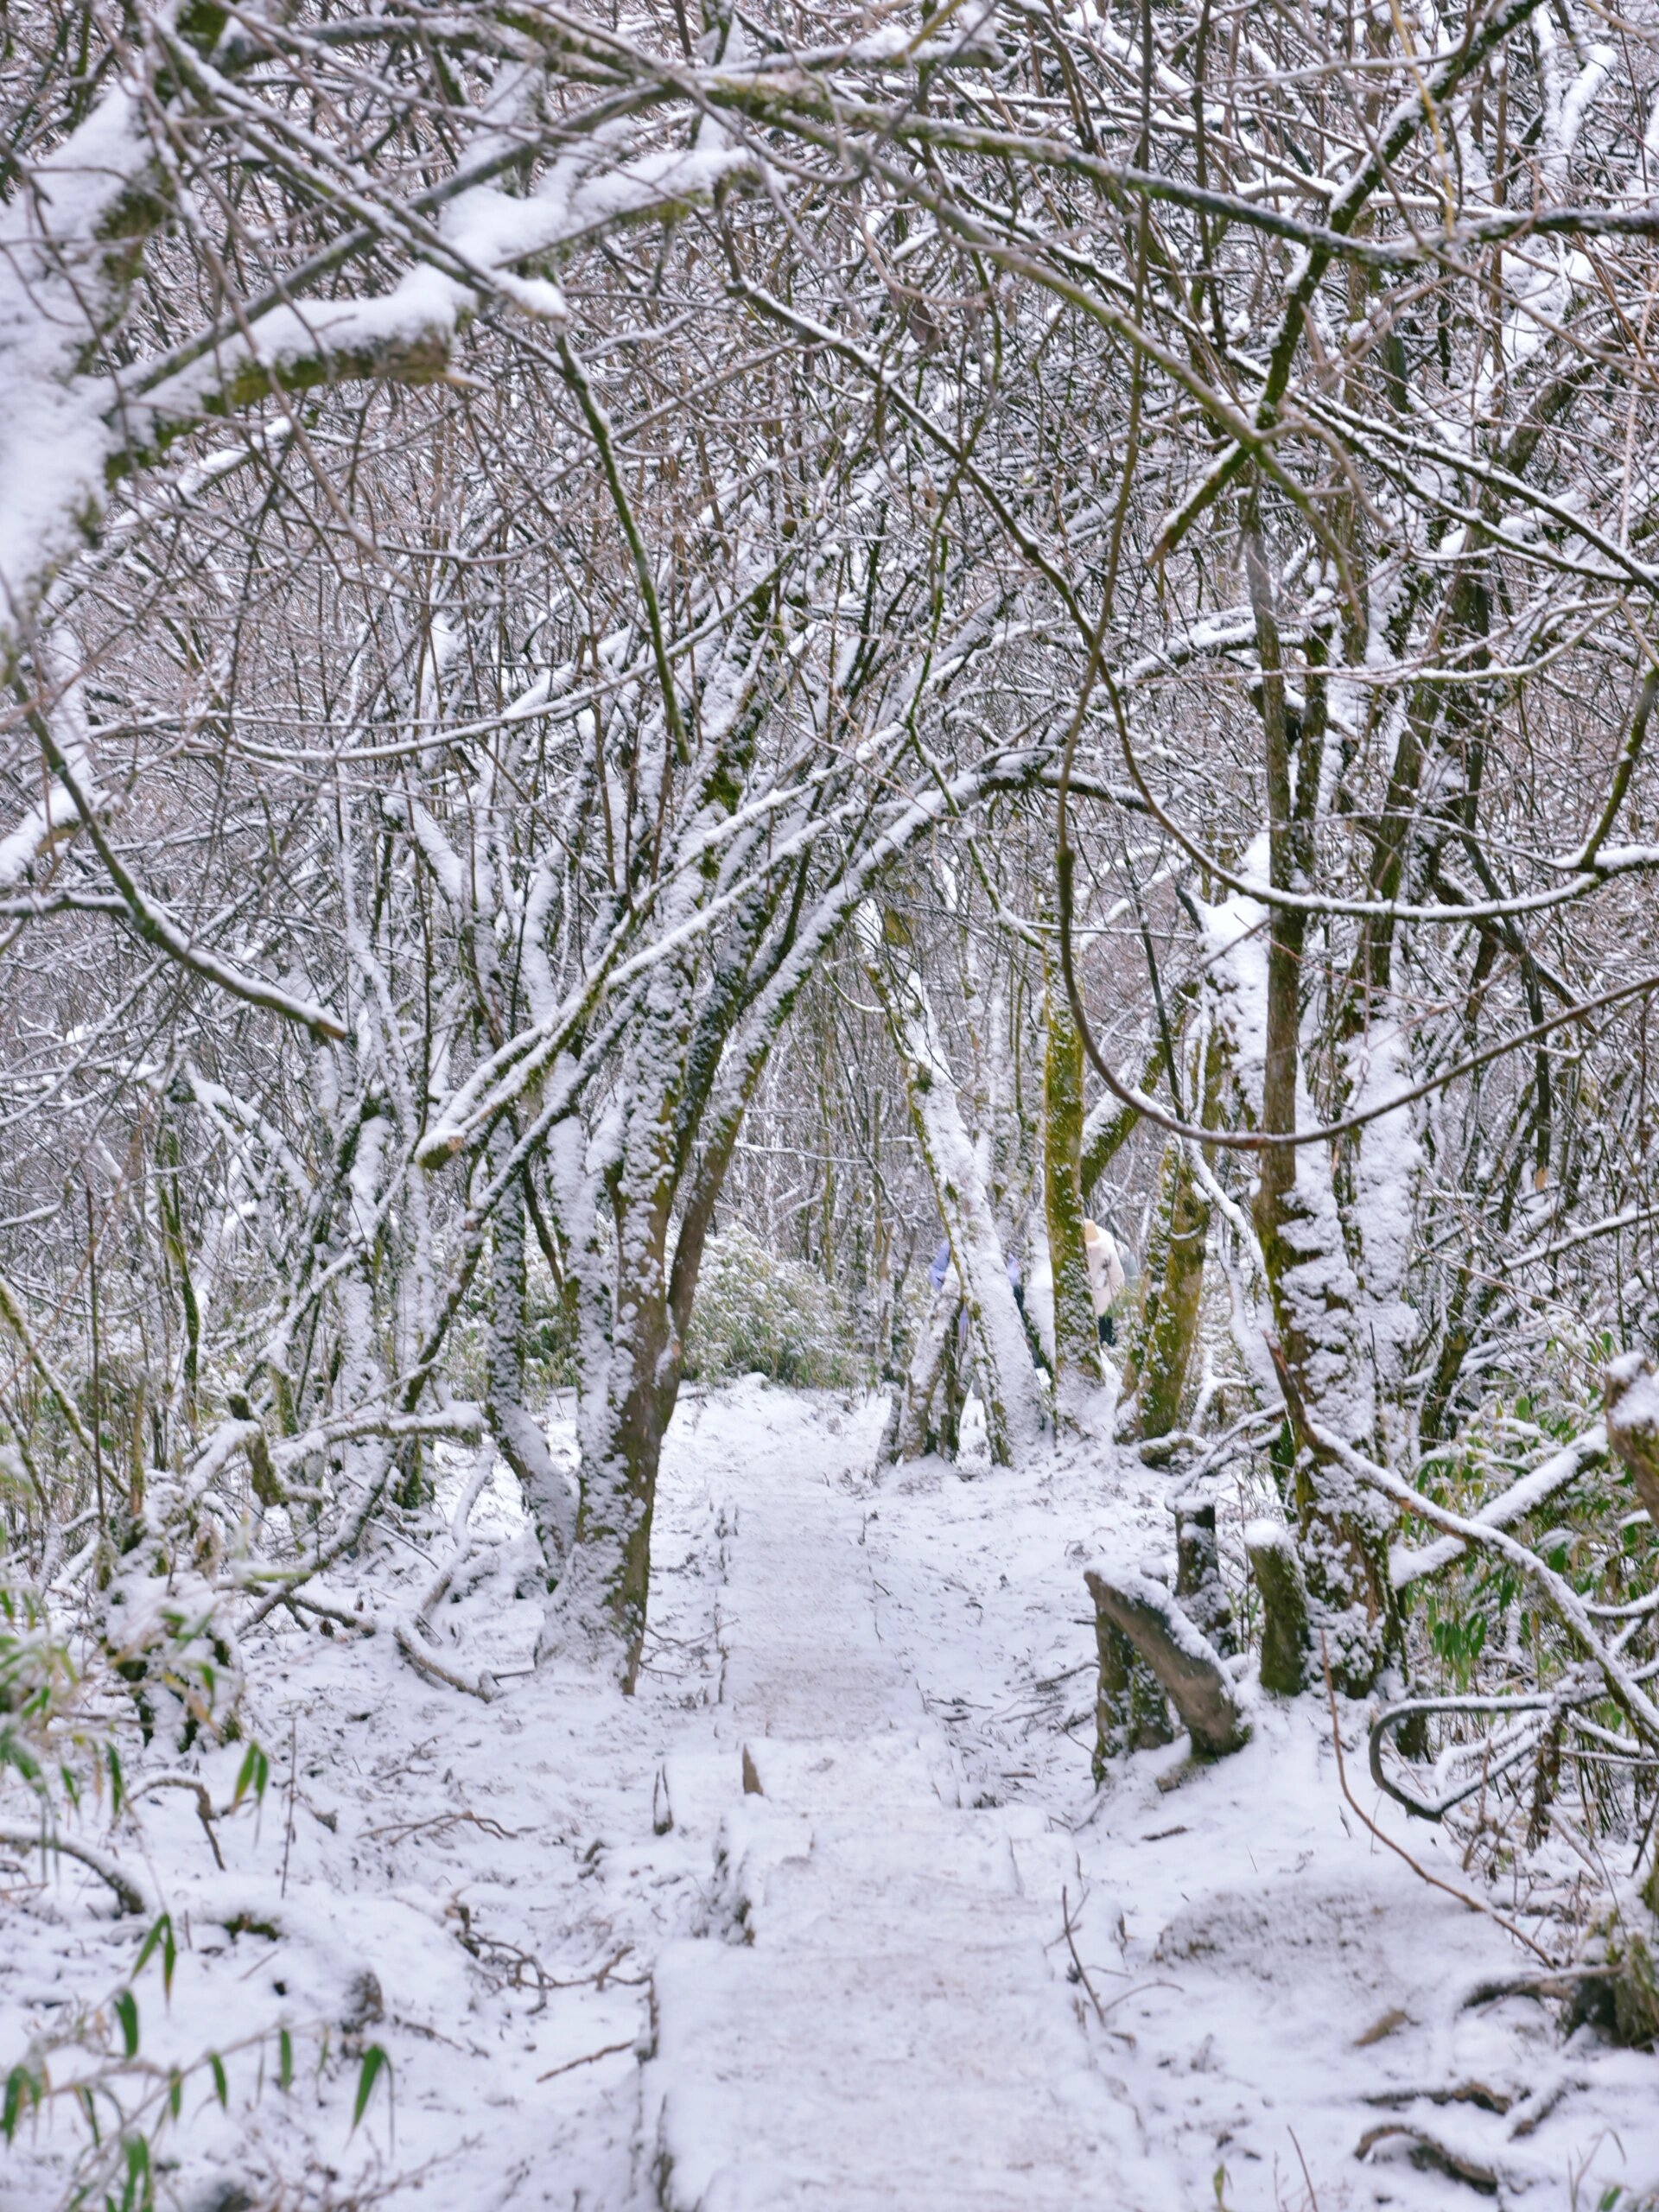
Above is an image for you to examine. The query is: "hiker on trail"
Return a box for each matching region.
[927,1240,1025,1313]
[1082,1219,1126,1347]
[930,1238,1049,1378]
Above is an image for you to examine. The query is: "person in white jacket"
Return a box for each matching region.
[1082,1219,1126,1347]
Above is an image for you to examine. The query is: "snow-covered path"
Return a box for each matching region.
[5,1381,1658,2211]
[645,1470,1138,2209]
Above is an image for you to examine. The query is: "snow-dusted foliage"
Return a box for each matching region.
[682,1225,858,1390]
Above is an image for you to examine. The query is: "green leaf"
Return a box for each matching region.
[134,1915,171,1981]
[135,1913,177,2001]
[166,2071,182,2121]
[278,2029,293,2093]
[351,2044,391,2132]
[207,2053,227,2110]
[232,1744,269,1808]
[120,2133,150,2212]
[113,1990,139,2061]
[1,1739,41,1789]
[3,2063,38,2143]
[106,1746,124,1818]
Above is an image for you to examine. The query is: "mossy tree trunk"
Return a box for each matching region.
[1132,1139,1209,1440]
[1241,505,1400,1694]
[1042,930,1103,1423]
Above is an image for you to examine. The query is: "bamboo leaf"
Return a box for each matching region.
[232,1744,269,1808]
[133,1915,171,1987]
[113,1989,139,2060]
[120,2133,150,2212]
[351,2044,391,2132]
[3,2063,37,2144]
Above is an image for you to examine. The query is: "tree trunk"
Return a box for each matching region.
[861,909,1046,1465]
[1086,1567,1249,1758]
[1043,936,1104,1423]
[488,1145,575,1582]
[540,1167,677,1689]
[1132,1135,1210,1440]
[1227,509,1402,1694]
[887,1274,961,1462]
[1245,1520,1311,1694]
[536,1028,684,1688]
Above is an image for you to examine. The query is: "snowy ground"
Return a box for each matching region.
[3,1382,1656,2209]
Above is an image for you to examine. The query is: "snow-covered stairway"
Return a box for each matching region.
[641,1468,1141,2211]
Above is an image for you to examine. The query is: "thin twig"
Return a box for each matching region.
[394,1620,499,1702]
[0,1823,153,1916]
[1288,2125,1321,2210]
[365,1808,527,1847]
[536,2037,637,2082]
[1320,1636,1553,1964]
[281,1715,297,1899]
[129,1772,226,1870]
[1060,1884,1108,2027]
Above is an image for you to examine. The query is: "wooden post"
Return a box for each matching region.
[1174,1496,1236,1656]
[1245,1520,1310,1695]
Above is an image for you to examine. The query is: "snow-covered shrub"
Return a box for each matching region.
[444,1251,583,1402]
[683,1225,861,1389]
[0,1586,86,1804]
[1411,1326,1644,1700]
[2,1913,394,2212]
[99,1554,246,1753]
[525,1251,582,1392]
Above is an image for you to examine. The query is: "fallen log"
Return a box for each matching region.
[1084,1567,1249,1758]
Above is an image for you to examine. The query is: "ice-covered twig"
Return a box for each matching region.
[127,1772,226,1869]
[0,1822,155,1916]
[394,1618,499,1703]
[1319,1638,1553,1965]
[394,1466,501,1702]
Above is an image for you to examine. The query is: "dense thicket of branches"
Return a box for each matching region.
[5,0,1659,1961]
